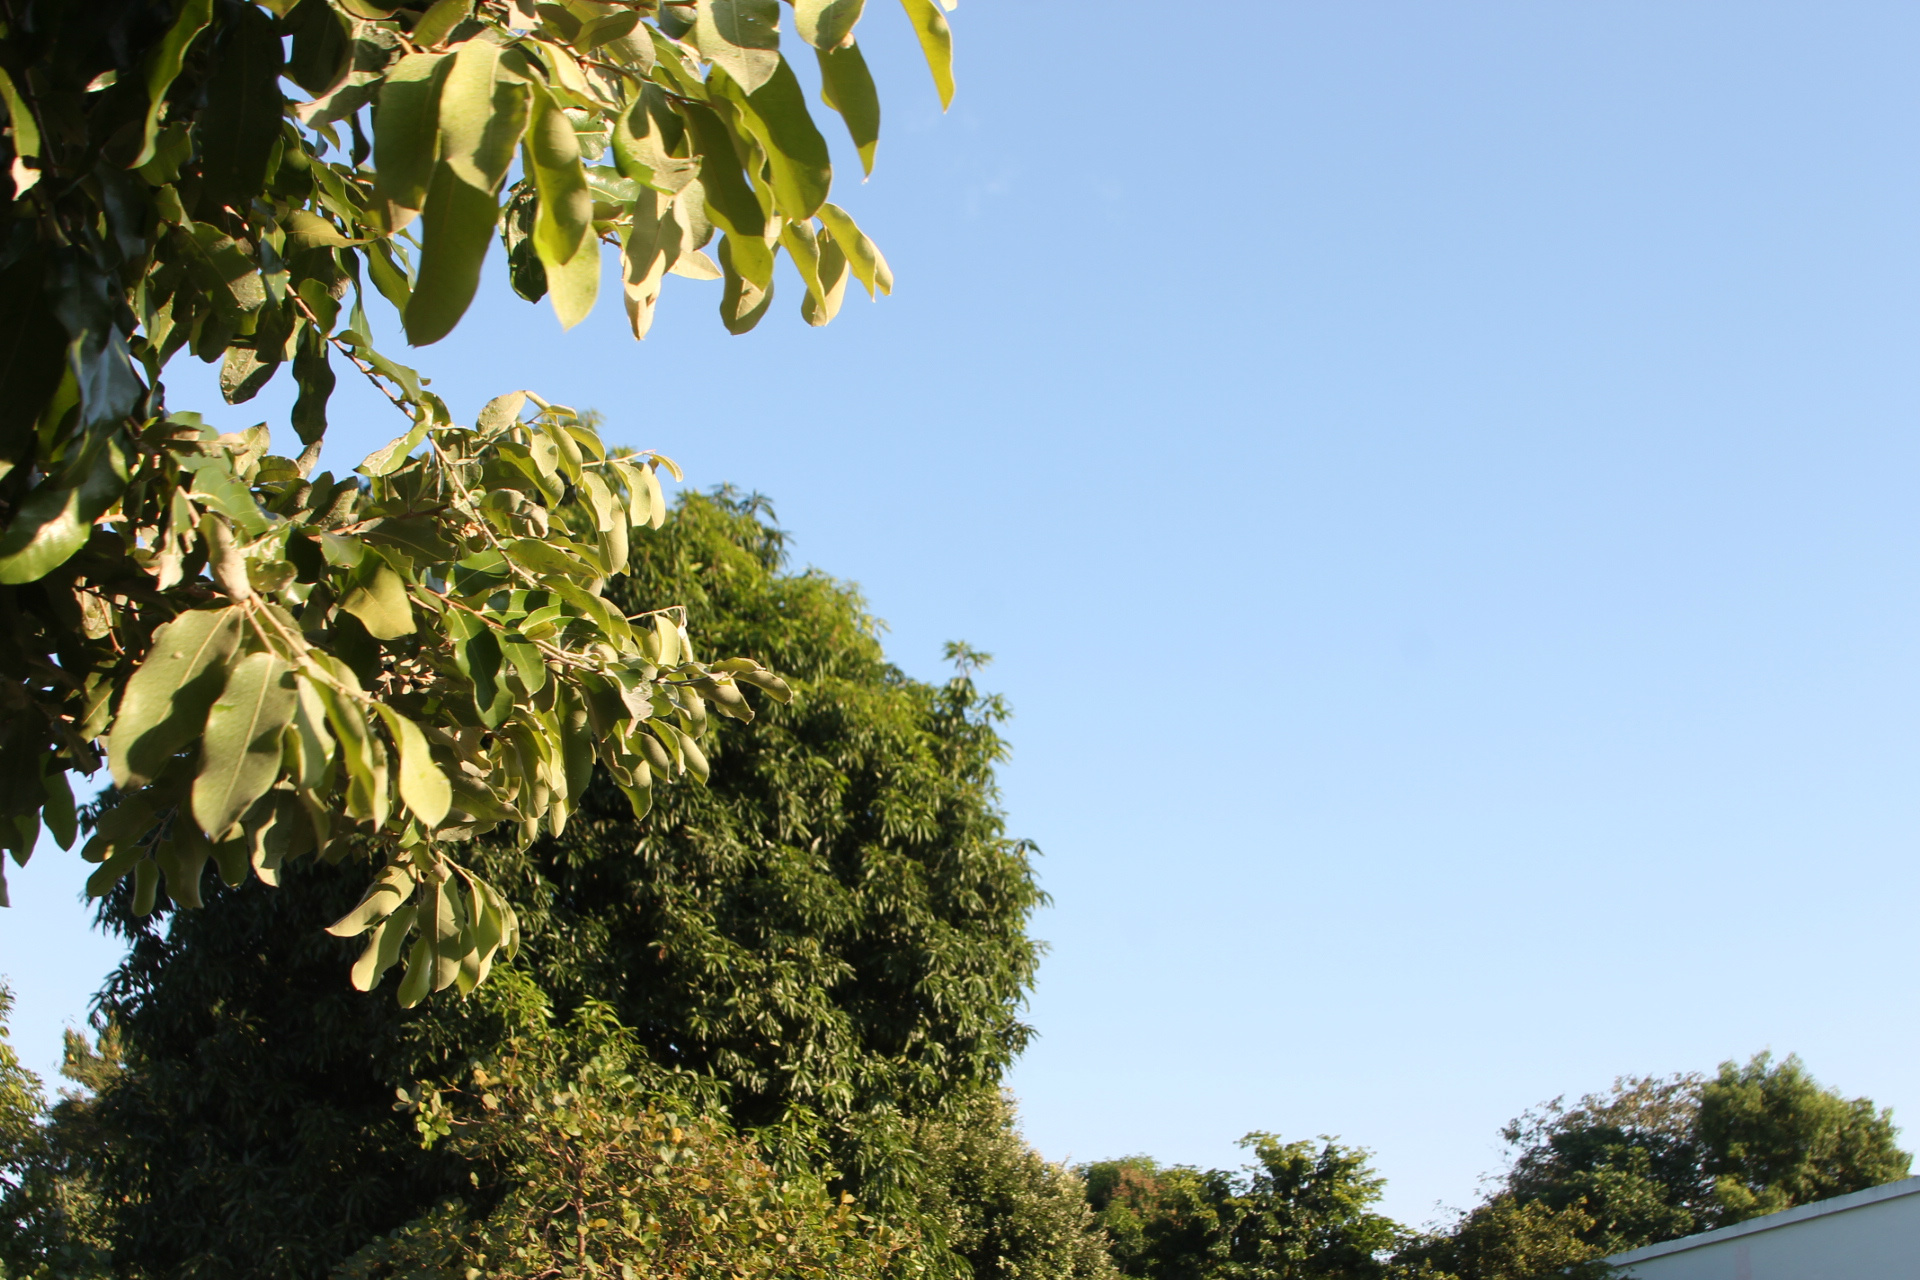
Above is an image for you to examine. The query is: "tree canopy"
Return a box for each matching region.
[1082,1137,1422,1280]
[0,0,953,1000]
[1402,1053,1912,1279]
[7,490,1048,1279]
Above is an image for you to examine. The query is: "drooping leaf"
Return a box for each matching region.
[545,233,602,331]
[897,0,954,110]
[411,0,475,48]
[525,83,593,268]
[107,607,249,788]
[377,706,452,827]
[404,164,503,345]
[130,0,214,169]
[195,2,285,209]
[817,40,880,174]
[327,862,416,937]
[794,0,865,50]
[727,57,832,219]
[694,0,781,94]
[286,0,354,97]
[192,651,299,837]
[680,102,767,239]
[816,202,892,297]
[372,52,452,227]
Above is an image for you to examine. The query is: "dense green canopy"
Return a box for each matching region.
[11,491,1043,1279]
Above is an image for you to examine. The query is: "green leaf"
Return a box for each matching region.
[816,41,880,175]
[396,930,434,1006]
[192,652,299,838]
[351,902,416,990]
[41,767,76,851]
[326,867,416,936]
[316,671,390,829]
[694,0,781,95]
[578,10,642,52]
[372,52,452,226]
[545,234,601,330]
[816,202,892,297]
[285,0,353,98]
[0,434,129,584]
[358,414,431,476]
[526,83,593,268]
[377,706,452,827]
[404,164,501,345]
[410,0,474,48]
[718,236,775,334]
[107,608,245,788]
[800,225,849,324]
[477,390,526,433]
[726,57,832,219]
[795,0,864,49]
[438,37,527,192]
[897,0,954,110]
[339,561,416,639]
[195,1,284,209]
[504,536,593,580]
[0,68,41,196]
[448,614,513,727]
[290,325,335,445]
[130,0,213,169]
[220,344,278,405]
[283,209,353,250]
[680,103,767,239]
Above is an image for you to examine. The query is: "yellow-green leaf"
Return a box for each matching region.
[108,607,245,788]
[192,652,298,838]
[694,0,780,94]
[897,0,953,110]
[340,562,416,639]
[794,0,864,49]
[377,706,452,827]
[816,40,879,174]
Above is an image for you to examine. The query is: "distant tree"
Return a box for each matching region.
[1695,1052,1910,1224]
[912,1089,1118,1280]
[29,491,1045,1279]
[0,991,114,1279]
[1083,1137,1423,1280]
[1084,1157,1223,1280]
[1401,1053,1911,1279]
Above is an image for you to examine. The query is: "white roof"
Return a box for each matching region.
[1607,1176,1920,1265]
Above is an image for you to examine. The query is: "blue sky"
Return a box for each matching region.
[5,0,1918,1230]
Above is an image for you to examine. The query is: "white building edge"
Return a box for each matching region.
[1606,1175,1920,1278]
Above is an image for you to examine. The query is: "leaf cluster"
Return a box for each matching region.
[0,0,951,995]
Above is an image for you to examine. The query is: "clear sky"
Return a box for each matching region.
[4,0,1918,1232]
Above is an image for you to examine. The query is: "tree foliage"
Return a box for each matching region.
[0,0,951,998]
[1082,1138,1424,1280]
[335,977,924,1280]
[912,1089,1118,1280]
[16,490,1046,1279]
[1402,1054,1912,1279]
